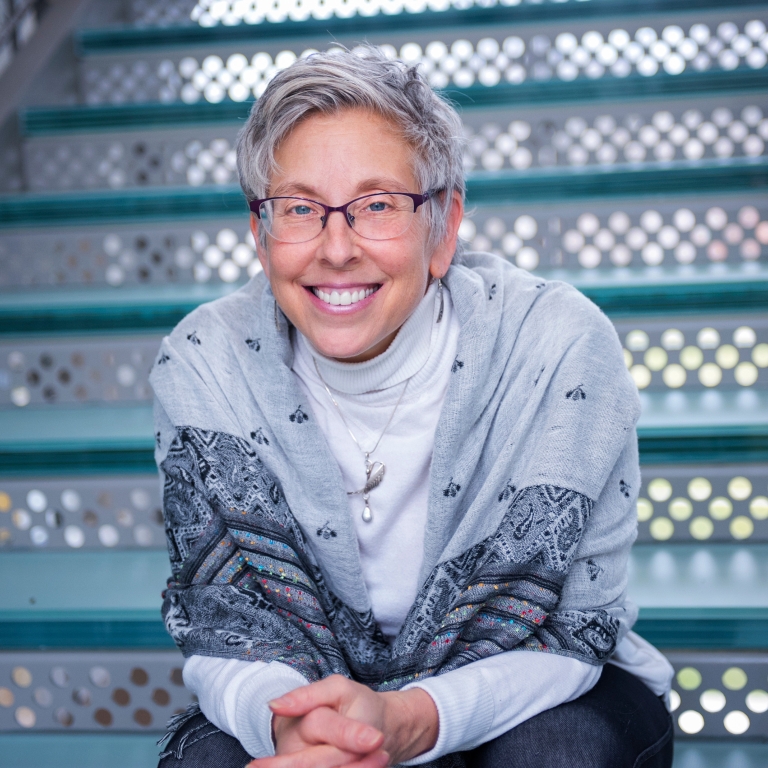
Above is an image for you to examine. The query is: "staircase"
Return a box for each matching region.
[0,0,767,765]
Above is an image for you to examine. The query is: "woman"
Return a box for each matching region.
[151,47,674,768]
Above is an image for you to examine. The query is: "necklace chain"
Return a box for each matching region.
[313,358,408,523]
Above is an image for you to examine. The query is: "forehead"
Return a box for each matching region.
[270,109,418,195]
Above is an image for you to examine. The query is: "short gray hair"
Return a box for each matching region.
[236,46,465,249]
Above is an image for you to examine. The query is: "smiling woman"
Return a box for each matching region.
[151,47,674,768]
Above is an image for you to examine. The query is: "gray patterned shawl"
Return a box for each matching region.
[150,252,641,692]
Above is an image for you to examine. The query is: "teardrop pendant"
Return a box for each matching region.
[362,504,372,523]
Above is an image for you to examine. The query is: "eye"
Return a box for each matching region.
[367,201,388,212]
[289,204,314,216]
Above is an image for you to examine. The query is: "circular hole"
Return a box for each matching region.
[722,667,748,690]
[749,496,768,520]
[669,498,693,521]
[715,345,740,369]
[649,518,674,541]
[688,477,712,501]
[72,687,91,706]
[26,490,47,513]
[112,688,131,706]
[700,689,727,712]
[669,690,681,712]
[630,365,651,389]
[94,708,113,727]
[648,478,673,502]
[723,710,750,735]
[697,327,721,349]
[50,667,69,688]
[134,708,153,727]
[626,330,650,352]
[170,668,184,686]
[680,346,704,370]
[753,343,768,367]
[709,497,733,520]
[89,667,110,688]
[677,667,703,690]
[33,687,53,707]
[698,363,723,388]
[0,687,14,707]
[730,516,754,540]
[678,709,704,734]
[12,667,32,688]
[728,476,752,500]
[60,490,81,512]
[637,498,654,522]
[735,362,759,386]
[644,347,668,371]
[746,689,768,713]
[690,517,714,540]
[15,706,36,728]
[130,668,149,686]
[152,688,171,706]
[54,707,73,727]
[64,525,85,548]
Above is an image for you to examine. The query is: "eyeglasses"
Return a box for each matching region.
[249,190,439,244]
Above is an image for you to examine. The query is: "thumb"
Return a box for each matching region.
[269,675,349,717]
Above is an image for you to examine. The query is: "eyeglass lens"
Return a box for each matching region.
[258,193,418,243]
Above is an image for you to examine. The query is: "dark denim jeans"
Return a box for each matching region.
[158,664,673,768]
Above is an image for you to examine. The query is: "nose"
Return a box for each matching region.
[316,208,360,268]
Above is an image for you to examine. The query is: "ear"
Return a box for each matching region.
[250,213,270,278]
[429,190,464,279]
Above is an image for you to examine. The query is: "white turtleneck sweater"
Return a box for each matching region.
[183,282,672,762]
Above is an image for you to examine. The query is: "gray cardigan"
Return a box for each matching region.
[150,252,640,692]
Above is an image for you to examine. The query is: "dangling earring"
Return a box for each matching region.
[274,300,280,331]
[436,277,444,323]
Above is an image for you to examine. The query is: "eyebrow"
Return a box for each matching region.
[269,177,412,200]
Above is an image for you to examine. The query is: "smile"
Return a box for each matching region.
[311,286,379,306]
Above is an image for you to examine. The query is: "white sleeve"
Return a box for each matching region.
[401,651,601,764]
[183,655,309,758]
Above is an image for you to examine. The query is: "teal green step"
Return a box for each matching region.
[22,70,768,135]
[2,161,768,228]
[75,0,758,53]
[0,735,764,768]
[2,266,767,336]
[1,392,766,474]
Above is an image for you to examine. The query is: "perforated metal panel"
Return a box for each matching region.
[0,336,161,408]
[0,652,190,733]
[637,465,768,544]
[78,13,768,104]
[0,475,164,550]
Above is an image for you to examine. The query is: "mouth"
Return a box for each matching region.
[310,285,380,307]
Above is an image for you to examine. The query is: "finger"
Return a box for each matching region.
[299,707,383,753]
[247,743,360,768]
[341,750,390,768]
[269,675,353,717]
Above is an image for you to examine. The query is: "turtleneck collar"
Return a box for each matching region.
[295,280,441,395]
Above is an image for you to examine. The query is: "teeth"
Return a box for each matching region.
[313,287,376,306]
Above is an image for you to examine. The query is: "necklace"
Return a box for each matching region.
[313,358,408,523]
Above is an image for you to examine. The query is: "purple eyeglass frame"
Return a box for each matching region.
[248,189,440,231]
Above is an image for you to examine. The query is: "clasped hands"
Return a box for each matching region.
[247,674,439,768]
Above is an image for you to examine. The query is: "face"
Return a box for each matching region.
[253,109,462,362]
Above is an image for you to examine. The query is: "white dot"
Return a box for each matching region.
[594,229,615,251]
[516,247,539,270]
[642,242,664,266]
[746,690,768,713]
[689,24,711,46]
[134,524,154,546]
[116,364,136,387]
[698,327,721,348]
[27,490,47,513]
[610,244,632,266]
[29,526,48,545]
[563,230,585,253]
[626,227,648,250]
[652,111,675,132]
[669,690,681,712]
[734,327,757,348]
[458,220,476,241]
[64,525,85,548]
[219,260,241,283]
[60,490,81,512]
[577,213,600,236]
[608,211,631,235]
[706,207,728,230]
[700,689,727,712]
[98,525,119,547]
[637,56,659,76]
[661,329,685,350]
[678,710,705,734]
[723,710,750,735]
[640,210,663,233]
[578,245,601,268]
[626,329,650,351]
[514,215,537,240]
[675,241,697,264]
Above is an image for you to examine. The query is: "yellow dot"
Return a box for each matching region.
[728,476,752,500]
[730,516,754,540]
[14,706,36,728]
[715,344,739,369]
[699,362,723,387]
[669,497,693,521]
[680,346,704,370]
[690,517,714,540]
[688,477,712,501]
[0,492,10,512]
[722,667,748,691]
[752,343,768,367]
[637,498,654,522]
[626,329,649,351]
[735,362,758,386]
[630,364,652,389]
[677,667,702,690]
[645,346,668,371]
[750,496,768,520]
[11,667,32,688]
[710,496,733,520]
[623,348,633,368]
[662,364,686,388]
[648,478,673,502]
[0,529,9,543]
[650,517,674,540]
[0,687,13,707]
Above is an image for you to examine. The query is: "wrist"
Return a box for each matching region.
[383,688,439,763]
